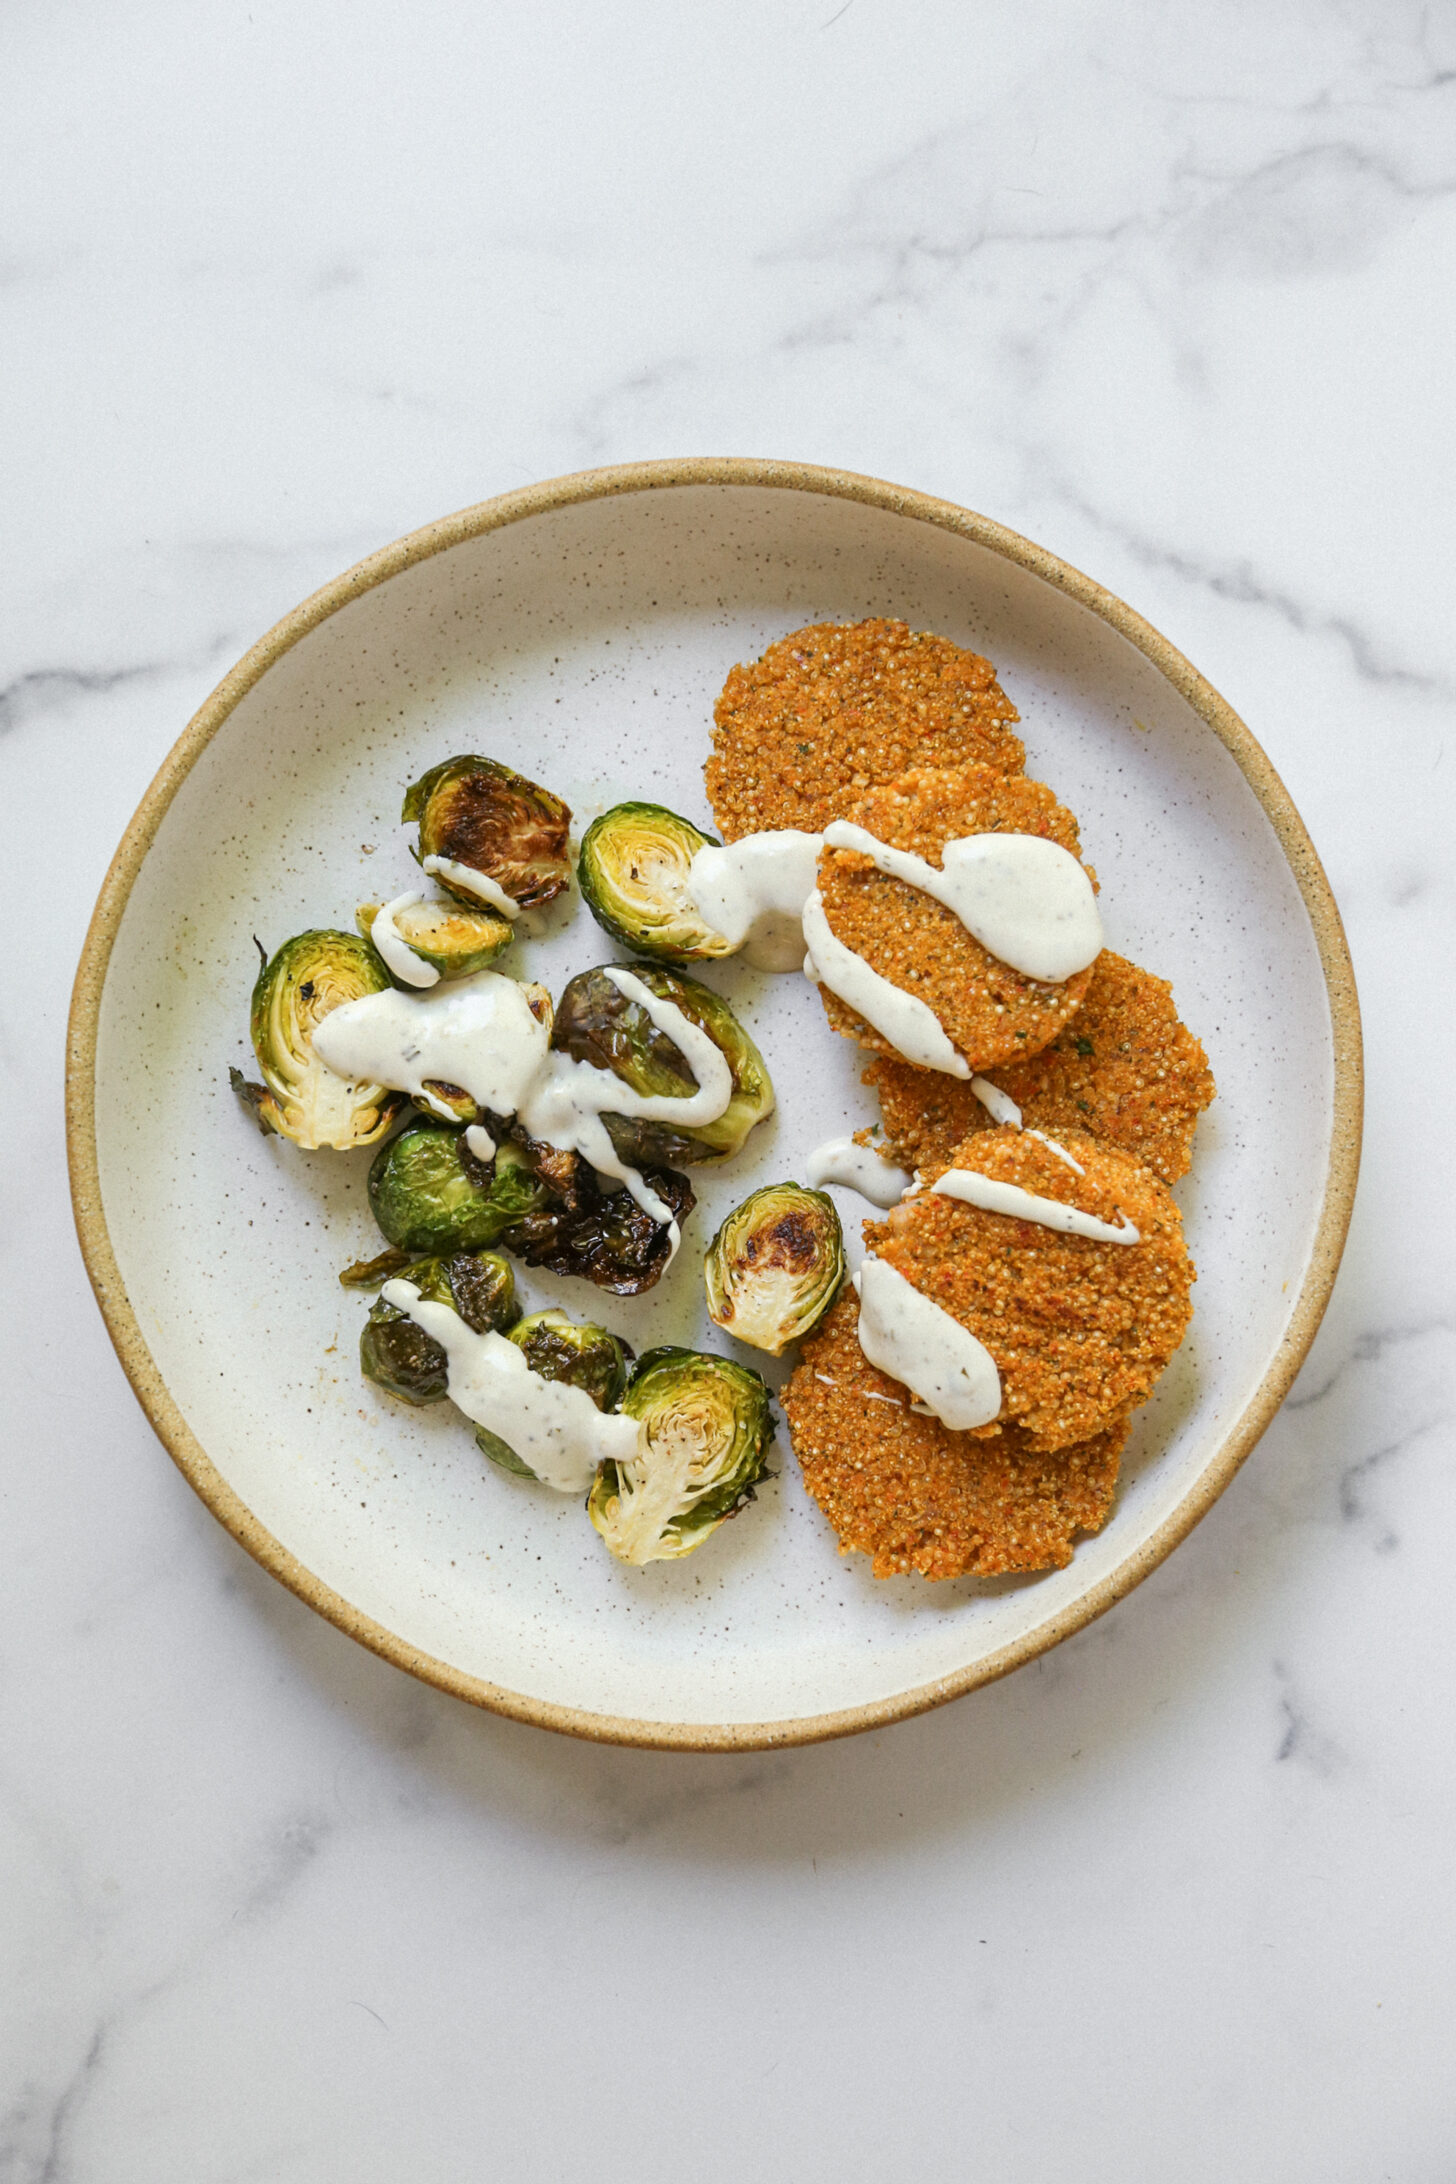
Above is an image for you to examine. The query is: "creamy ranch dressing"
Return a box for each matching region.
[686,830,824,971]
[802,888,971,1077]
[312,970,548,1121]
[369,891,440,990]
[381,1279,640,1493]
[463,1123,496,1163]
[514,967,734,1237]
[852,1258,1002,1430]
[969,1075,1021,1127]
[932,1168,1139,1243]
[421,855,521,919]
[820,822,1103,984]
[1026,1129,1084,1173]
[803,1135,911,1207]
[311,965,736,1251]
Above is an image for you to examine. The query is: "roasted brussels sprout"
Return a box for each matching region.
[512,1309,632,1408]
[368,1126,547,1254]
[474,1308,634,1477]
[403,755,572,909]
[356,895,512,982]
[704,1183,845,1356]
[502,1152,695,1295]
[578,802,733,963]
[359,1248,521,1405]
[551,964,773,1168]
[231,930,401,1150]
[588,1347,774,1566]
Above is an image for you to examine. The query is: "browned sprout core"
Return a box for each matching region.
[863,951,1216,1185]
[816,763,1096,1072]
[873,1126,1194,1453]
[783,1291,1129,1579]
[706,619,1024,840]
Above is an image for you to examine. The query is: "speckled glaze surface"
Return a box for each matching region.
[67,462,1361,1748]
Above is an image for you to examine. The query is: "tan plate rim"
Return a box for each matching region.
[65,457,1364,1752]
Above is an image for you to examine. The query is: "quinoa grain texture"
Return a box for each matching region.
[783,1290,1129,1579]
[706,619,1023,839]
[864,951,1215,1185]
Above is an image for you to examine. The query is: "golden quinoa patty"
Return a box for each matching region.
[863,951,1216,1186]
[873,1127,1193,1453]
[706,619,1024,840]
[783,1291,1128,1579]
[815,763,1096,1072]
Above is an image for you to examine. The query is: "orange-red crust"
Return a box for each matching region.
[706,619,1023,840]
[783,1291,1129,1579]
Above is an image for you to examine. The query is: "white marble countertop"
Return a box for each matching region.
[6,4,1453,2176]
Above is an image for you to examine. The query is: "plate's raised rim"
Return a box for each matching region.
[65,458,1363,1751]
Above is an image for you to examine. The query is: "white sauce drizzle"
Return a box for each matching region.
[1026,1128,1084,1173]
[515,967,733,1241]
[369,891,441,990]
[422,854,521,919]
[852,1258,1002,1430]
[464,1123,496,1163]
[311,967,735,1256]
[969,1075,1021,1127]
[931,1168,1139,1243]
[802,888,970,1077]
[382,1279,639,1493]
[803,1135,911,1207]
[821,822,1103,983]
[312,971,548,1121]
[687,830,824,972]
[967,1075,1082,1169]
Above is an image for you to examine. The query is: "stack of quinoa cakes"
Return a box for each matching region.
[706,618,1215,1583]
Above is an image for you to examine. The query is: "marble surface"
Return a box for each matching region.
[4,2,1452,2175]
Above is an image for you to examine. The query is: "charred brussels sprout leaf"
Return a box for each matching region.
[704,1183,845,1356]
[551,964,773,1168]
[588,1347,774,1565]
[403,755,572,909]
[578,802,732,963]
[500,1157,694,1296]
[356,896,512,980]
[475,1309,634,1478]
[339,1245,414,1289]
[368,1127,547,1254]
[237,930,401,1150]
[359,1247,520,1405]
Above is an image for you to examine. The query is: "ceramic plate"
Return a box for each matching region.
[67,461,1361,1749]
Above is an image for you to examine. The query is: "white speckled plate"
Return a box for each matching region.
[67,462,1361,1748]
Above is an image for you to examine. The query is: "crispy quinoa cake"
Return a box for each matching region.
[783,1290,1128,1579]
[863,951,1216,1186]
[872,1126,1193,1453]
[814,763,1096,1073]
[705,619,1024,840]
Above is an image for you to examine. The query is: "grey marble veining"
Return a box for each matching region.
[3,2,1453,2177]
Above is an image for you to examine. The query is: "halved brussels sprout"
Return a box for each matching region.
[704,1183,845,1356]
[232,930,402,1150]
[356,896,512,981]
[403,755,572,909]
[475,1308,634,1478]
[578,802,732,963]
[368,1127,547,1254]
[588,1346,774,1565]
[360,1248,521,1405]
[551,964,773,1168]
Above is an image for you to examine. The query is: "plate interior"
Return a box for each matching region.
[94,485,1332,1727]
